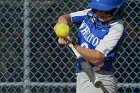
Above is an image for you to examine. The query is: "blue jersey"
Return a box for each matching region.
[70,9,124,72]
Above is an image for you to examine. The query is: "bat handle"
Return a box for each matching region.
[68,43,81,58]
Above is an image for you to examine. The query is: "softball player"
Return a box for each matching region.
[55,0,126,93]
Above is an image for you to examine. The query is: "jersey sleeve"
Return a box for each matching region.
[95,20,124,57]
[70,9,90,24]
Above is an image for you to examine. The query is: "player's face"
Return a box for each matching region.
[96,10,113,22]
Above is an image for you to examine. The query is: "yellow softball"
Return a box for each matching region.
[54,23,70,38]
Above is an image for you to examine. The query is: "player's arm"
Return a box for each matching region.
[75,45,105,65]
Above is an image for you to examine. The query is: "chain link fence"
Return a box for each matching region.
[0,0,139,93]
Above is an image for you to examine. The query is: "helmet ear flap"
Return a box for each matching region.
[112,1,126,19]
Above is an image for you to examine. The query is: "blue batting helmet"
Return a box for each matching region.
[88,0,126,18]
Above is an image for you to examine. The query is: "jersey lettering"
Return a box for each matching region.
[79,21,100,46]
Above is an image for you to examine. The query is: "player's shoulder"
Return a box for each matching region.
[109,19,124,32]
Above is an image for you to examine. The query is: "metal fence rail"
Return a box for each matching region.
[0,0,139,93]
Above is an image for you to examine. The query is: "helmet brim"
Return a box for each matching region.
[88,3,118,11]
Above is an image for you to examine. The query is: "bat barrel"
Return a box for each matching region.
[80,58,102,88]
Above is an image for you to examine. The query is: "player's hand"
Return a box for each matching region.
[58,36,72,45]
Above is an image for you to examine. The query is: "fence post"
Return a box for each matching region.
[23,0,30,93]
